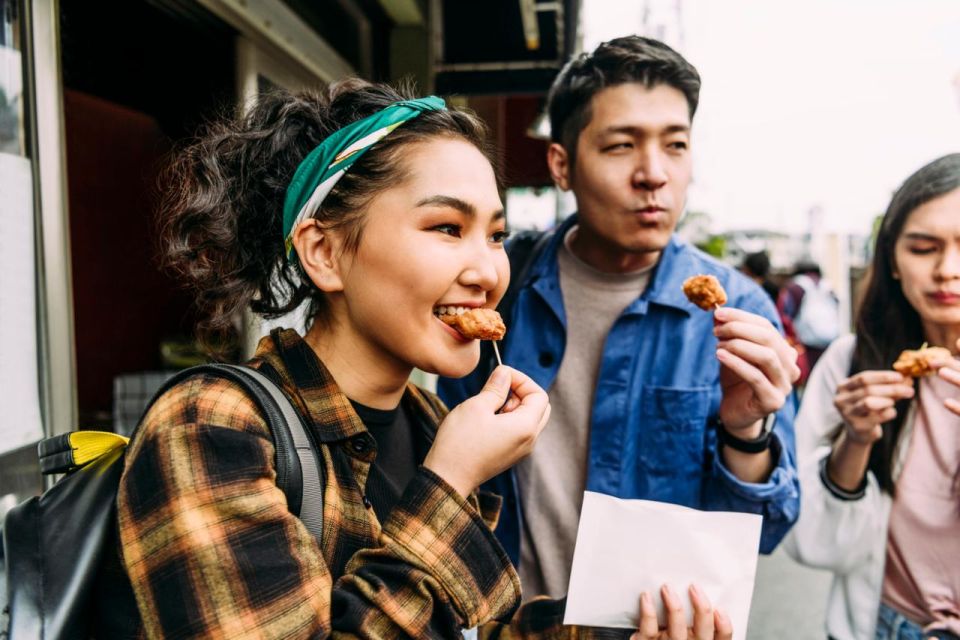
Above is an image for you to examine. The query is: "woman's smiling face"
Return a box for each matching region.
[335,136,509,378]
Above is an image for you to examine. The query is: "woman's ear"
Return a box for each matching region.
[546,142,571,191]
[293,220,345,292]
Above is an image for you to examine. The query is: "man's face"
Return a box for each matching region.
[550,82,693,272]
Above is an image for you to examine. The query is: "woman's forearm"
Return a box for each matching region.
[826,429,874,492]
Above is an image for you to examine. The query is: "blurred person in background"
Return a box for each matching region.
[778,260,841,381]
[741,250,781,303]
[439,34,801,619]
[785,153,960,640]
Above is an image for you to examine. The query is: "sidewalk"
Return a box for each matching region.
[747,546,833,639]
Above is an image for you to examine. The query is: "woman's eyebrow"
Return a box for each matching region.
[902,232,942,241]
[415,195,505,220]
[416,195,476,216]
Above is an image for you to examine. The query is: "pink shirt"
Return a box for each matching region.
[882,373,960,634]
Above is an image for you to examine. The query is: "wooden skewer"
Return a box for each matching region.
[492,340,503,366]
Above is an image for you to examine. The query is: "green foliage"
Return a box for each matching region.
[696,235,726,258]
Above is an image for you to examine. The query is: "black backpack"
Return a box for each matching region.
[0,364,324,640]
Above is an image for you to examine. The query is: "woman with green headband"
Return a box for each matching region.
[111,79,729,640]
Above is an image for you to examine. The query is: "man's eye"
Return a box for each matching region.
[603,142,633,152]
[431,223,462,237]
[668,141,688,151]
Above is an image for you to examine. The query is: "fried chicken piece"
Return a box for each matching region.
[682,274,728,311]
[440,308,506,341]
[892,345,952,378]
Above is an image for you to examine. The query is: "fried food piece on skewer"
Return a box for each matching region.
[892,344,952,378]
[439,308,506,341]
[682,274,728,311]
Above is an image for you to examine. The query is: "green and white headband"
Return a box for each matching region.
[282,95,447,259]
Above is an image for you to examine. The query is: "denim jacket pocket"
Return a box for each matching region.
[637,385,711,475]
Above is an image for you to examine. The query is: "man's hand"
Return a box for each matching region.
[713,307,801,437]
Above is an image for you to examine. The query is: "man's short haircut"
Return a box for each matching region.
[546,35,701,167]
[743,251,771,278]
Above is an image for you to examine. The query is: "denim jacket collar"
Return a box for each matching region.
[524,213,693,317]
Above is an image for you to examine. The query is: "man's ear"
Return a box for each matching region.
[546,142,572,191]
[293,220,345,293]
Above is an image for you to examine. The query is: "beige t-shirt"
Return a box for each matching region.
[881,373,960,634]
[517,226,653,601]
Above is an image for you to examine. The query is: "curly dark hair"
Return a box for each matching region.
[546,35,701,168]
[159,79,496,354]
[850,153,960,495]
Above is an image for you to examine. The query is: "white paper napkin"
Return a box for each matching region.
[563,491,762,640]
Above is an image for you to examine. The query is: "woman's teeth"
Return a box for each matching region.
[434,306,469,316]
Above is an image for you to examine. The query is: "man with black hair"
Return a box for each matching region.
[742,250,781,302]
[439,36,801,601]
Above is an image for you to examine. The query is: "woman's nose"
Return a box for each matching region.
[938,248,960,280]
[459,242,500,291]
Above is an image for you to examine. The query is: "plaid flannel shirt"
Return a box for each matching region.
[118,329,622,639]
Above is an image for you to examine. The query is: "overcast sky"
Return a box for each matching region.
[581,0,960,235]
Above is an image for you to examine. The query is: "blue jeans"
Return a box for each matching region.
[874,602,960,640]
[876,603,925,640]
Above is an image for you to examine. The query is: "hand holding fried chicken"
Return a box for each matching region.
[713,307,800,436]
[682,275,799,439]
[424,366,549,497]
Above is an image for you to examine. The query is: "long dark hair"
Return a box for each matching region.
[850,153,960,494]
[158,79,496,355]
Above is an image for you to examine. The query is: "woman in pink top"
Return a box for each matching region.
[786,154,960,640]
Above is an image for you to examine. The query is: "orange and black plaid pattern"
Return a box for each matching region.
[118,329,625,639]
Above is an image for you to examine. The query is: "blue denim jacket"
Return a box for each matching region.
[438,214,800,564]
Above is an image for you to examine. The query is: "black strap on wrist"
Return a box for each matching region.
[715,414,774,454]
[818,456,867,501]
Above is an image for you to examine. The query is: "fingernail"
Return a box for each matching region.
[640,591,651,607]
[661,584,675,602]
[491,367,509,387]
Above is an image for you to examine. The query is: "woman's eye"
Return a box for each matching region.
[908,246,936,255]
[490,230,511,244]
[431,223,462,237]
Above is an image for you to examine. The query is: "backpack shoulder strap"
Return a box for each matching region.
[221,365,324,541]
[133,363,324,541]
[500,228,553,324]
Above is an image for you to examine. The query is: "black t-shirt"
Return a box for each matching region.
[349,399,422,523]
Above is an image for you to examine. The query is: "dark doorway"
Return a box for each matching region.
[59,0,236,429]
